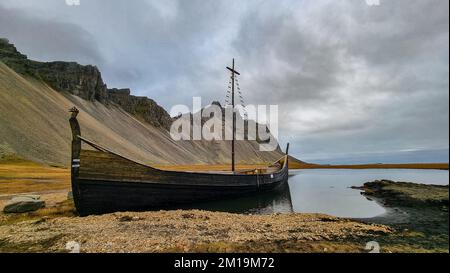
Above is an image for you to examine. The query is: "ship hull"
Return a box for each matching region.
[72,150,289,216]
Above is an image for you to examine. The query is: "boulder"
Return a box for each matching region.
[3,195,45,213]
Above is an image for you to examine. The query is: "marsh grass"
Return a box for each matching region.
[0,234,65,253]
[383,182,449,204]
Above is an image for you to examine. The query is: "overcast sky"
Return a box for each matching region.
[0,0,448,163]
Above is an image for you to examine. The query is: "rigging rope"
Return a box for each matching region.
[235,76,248,120]
[224,75,233,106]
[223,67,265,164]
[224,75,248,119]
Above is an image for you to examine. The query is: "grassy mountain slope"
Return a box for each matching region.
[0,61,287,167]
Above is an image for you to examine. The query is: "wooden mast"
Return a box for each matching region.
[227,59,240,173]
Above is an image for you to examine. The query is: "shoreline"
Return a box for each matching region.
[0,181,448,253]
[1,158,448,173]
[0,209,393,253]
[0,161,448,253]
[289,162,449,171]
[354,180,449,252]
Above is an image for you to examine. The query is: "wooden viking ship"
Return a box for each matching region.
[69,59,289,216]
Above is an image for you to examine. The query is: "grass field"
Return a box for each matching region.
[0,158,70,196]
[0,159,448,253]
[0,159,447,198]
[156,162,449,171]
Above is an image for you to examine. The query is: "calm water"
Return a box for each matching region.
[190,169,449,218]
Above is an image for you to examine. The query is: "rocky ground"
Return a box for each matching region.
[0,208,394,253]
[0,180,448,253]
[354,180,449,252]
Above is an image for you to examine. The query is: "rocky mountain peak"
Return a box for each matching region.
[0,38,28,60]
[0,38,171,130]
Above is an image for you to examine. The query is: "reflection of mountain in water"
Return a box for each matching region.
[184,182,294,215]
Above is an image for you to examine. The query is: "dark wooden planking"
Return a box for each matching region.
[69,107,290,216]
[79,150,287,187]
[76,169,287,216]
[74,149,288,216]
[76,180,280,215]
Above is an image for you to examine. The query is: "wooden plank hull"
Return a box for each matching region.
[72,150,289,216]
[76,175,287,216]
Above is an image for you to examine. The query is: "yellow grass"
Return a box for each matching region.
[153,164,270,172]
[155,162,449,171]
[0,160,70,195]
[290,162,449,170]
[0,158,446,197]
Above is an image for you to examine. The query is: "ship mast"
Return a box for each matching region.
[227,59,240,173]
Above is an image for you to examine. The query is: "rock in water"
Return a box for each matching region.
[3,195,45,213]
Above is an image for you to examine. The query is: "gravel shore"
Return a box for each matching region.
[0,180,448,253]
[0,209,391,253]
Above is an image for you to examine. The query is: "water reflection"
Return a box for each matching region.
[288,169,448,218]
[181,169,448,218]
[186,182,294,214]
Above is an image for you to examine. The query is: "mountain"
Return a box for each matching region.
[0,38,296,167]
[0,38,171,129]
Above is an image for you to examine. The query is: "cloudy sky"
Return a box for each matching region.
[0,0,448,163]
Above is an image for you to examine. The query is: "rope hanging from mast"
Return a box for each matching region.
[224,74,248,120]
[224,75,233,106]
[235,76,249,120]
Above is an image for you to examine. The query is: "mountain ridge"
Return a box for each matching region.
[0,38,300,167]
[0,38,172,130]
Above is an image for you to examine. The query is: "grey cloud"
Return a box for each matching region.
[343,0,449,66]
[230,1,448,160]
[233,9,344,106]
[0,5,103,65]
[0,0,448,163]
